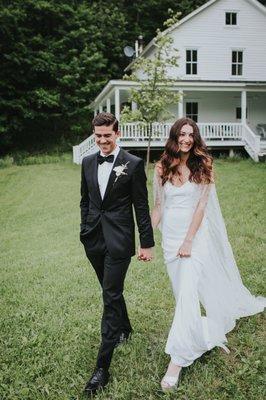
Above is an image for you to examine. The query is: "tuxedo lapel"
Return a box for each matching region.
[102,149,126,203]
[92,152,102,204]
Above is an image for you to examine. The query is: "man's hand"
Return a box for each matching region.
[138,247,153,262]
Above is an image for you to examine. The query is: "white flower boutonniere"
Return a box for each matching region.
[113,161,129,183]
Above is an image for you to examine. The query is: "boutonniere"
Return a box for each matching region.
[113,162,129,183]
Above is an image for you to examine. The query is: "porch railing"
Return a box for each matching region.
[121,122,172,141]
[73,122,260,164]
[73,134,97,164]
[198,123,242,140]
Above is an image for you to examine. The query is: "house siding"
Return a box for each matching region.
[139,0,266,82]
[167,91,266,125]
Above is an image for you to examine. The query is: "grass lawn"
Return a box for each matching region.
[0,158,265,400]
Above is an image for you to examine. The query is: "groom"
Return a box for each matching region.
[80,112,154,395]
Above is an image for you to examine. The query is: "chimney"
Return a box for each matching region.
[135,40,139,57]
[135,35,144,57]
[138,35,144,54]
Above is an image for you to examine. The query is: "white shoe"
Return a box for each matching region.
[161,368,182,392]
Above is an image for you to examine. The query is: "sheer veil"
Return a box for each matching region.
[205,184,265,333]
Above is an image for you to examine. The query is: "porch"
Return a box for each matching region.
[74,80,266,163]
[89,80,266,128]
[73,122,264,164]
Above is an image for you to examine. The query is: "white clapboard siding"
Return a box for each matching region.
[138,0,266,82]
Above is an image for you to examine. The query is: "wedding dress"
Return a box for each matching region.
[153,169,266,367]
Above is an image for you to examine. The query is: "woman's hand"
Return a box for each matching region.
[177,239,192,258]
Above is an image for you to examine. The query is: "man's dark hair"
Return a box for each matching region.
[92,112,119,132]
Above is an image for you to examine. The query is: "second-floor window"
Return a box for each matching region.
[232,50,243,76]
[186,50,197,75]
[225,12,237,25]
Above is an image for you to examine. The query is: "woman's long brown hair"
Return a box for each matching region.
[159,117,213,185]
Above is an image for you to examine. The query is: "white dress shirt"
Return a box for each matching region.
[97,145,120,199]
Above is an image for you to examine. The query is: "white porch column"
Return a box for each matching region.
[131,101,137,111]
[94,109,97,117]
[241,90,247,125]
[115,88,120,120]
[178,90,184,118]
[99,104,103,113]
[106,98,111,113]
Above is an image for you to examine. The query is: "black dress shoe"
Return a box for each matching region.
[84,368,110,396]
[115,331,132,348]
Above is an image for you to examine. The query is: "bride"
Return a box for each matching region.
[151,117,265,392]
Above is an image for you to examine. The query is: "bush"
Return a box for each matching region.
[0,156,14,169]
[0,152,72,168]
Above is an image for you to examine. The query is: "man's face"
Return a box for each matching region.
[94,124,120,155]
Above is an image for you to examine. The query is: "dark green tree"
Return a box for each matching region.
[0,0,126,152]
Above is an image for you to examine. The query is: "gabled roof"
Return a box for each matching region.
[125,0,266,72]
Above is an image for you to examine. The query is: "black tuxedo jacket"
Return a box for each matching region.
[80,148,155,258]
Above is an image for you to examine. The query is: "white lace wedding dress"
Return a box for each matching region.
[153,172,265,367]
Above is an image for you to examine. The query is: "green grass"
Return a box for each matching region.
[0,159,265,400]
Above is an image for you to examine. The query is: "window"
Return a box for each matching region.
[236,107,248,119]
[232,50,243,76]
[186,50,197,75]
[186,102,198,122]
[225,12,237,25]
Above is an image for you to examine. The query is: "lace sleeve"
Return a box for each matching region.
[197,183,212,211]
[183,181,213,242]
[151,164,164,229]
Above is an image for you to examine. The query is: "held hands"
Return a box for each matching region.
[177,239,192,258]
[138,247,154,262]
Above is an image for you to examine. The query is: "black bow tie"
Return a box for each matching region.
[97,154,115,165]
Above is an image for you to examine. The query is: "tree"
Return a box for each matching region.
[121,11,181,170]
[0,0,127,153]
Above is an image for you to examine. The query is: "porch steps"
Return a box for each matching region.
[244,144,259,162]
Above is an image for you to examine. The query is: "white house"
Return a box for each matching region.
[73,0,266,163]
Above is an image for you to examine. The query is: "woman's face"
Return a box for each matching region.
[177,124,194,153]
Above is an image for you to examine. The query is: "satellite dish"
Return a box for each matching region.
[124,46,135,58]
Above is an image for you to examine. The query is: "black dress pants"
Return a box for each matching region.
[85,244,132,370]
